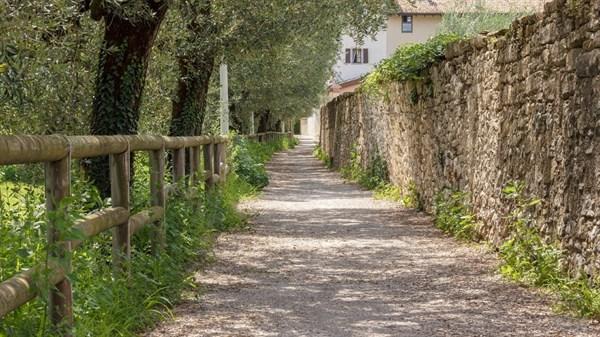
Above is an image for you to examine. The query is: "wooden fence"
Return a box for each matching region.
[0,133,237,335]
[0,131,294,334]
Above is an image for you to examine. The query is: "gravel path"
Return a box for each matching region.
[146,138,599,337]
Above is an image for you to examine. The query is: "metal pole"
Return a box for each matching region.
[220,63,229,135]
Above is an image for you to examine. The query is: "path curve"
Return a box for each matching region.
[147,138,599,337]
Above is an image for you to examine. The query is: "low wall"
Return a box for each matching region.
[320,0,600,277]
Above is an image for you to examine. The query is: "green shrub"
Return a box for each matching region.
[362,33,461,94]
[498,181,561,287]
[313,146,332,168]
[438,1,532,38]
[231,134,298,190]
[433,189,479,241]
[340,145,388,190]
[0,134,292,336]
[231,136,270,189]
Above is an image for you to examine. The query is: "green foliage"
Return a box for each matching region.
[438,1,533,38]
[497,181,600,319]
[433,181,600,319]
[231,136,270,189]
[361,33,462,94]
[313,146,332,168]
[433,189,480,241]
[498,181,559,286]
[335,144,421,209]
[375,181,421,209]
[231,135,298,190]
[340,145,388,190]
[0,1,102,135]
[0,139,293,335]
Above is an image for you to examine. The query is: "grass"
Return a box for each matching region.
[313,146,332,168]
[315,141,600,319]
[0,135,293,337]
[433,181,600,319]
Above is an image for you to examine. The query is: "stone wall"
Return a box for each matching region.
[320,0,600,277]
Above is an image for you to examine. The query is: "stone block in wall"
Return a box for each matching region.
[575,49,600,77]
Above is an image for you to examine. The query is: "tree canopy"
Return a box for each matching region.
[1,0,394,137]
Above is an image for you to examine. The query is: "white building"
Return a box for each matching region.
[301,0,546,139]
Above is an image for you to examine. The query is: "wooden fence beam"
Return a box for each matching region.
[109,149,130,274]
[173,148,186,186]
[214,142,222,184]
[203,143,215,188]
[190,146,201,186]
[129,207,165,236]
[45,153,73,335]
[149,149,166,253]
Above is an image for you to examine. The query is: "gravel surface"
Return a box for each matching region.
[146,138,599,337]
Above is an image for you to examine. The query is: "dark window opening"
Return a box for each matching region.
[402,15,413,33]
[344,48,369,64]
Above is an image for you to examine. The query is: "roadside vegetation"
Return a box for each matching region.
[0,136,295,337]
[315,139,600,319]
[434,182,600,319]
[315,144,420,209]
[341,0,600,320]
[361,0,535,95]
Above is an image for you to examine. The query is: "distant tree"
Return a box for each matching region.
[168,0,396,136]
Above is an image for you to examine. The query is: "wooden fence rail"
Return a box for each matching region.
[0,132,293,336]
[0,133,229,335]
[0,131,292,335]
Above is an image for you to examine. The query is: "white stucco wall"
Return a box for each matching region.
[386,15,443,54]
[332,30,387,83]
[332,14,443,84]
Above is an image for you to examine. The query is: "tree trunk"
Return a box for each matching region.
[257,110,277,133]
[169,0,216,137]
[87,3,168,196]
[169,56,215,136]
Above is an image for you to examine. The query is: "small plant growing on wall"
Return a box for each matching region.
[433,189,480,241]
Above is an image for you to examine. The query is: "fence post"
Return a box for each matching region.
[214,140,223,184]
[190,146,201,186]
[45,153,73,336]
[173,147,186,185]
[203,142,215,188]
[216,140,227,183]
[149,147,165,254]
[110,147,130,274]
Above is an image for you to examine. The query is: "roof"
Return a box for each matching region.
[395,0,547,15]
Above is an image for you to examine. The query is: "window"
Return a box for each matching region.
[344,48,369,64]
[402,15,413,33]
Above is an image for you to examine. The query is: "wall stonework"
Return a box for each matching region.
[320,0,600,277]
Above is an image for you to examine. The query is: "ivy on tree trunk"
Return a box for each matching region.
[87,2,168,196]
[169,0,216,137]
[169,56,215,137]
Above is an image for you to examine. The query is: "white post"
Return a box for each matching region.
[251,111,255,134]
[219,63,229,135]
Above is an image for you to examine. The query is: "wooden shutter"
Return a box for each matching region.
[363,49,369,64]
[345,49,351,63]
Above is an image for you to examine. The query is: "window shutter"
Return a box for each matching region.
[345,49,351,63]
[363,49,369,64]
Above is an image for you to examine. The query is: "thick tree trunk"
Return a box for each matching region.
[87,3,168,196]
[169,56,215,136]
[169,0,216,137]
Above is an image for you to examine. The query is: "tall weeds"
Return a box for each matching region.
[0,135,294,336]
